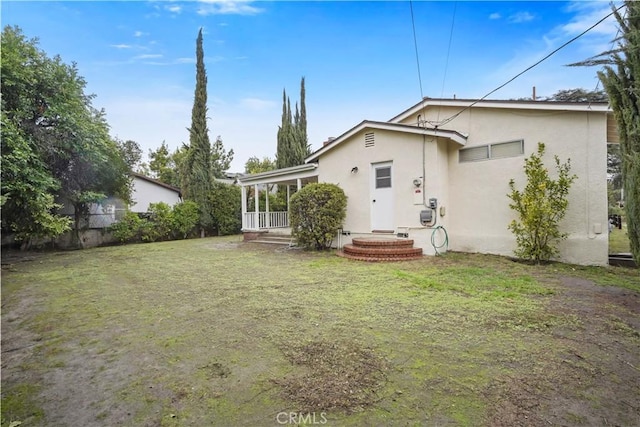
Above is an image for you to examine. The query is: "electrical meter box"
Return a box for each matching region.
[420,210,433,225]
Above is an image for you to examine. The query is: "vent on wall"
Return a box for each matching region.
[364,132,375,148]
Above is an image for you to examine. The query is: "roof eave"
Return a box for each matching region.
[390,98,612,123]
[306,121,466,162]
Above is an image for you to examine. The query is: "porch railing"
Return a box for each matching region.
[243,211,289,229]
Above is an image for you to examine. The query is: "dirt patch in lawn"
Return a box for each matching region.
[272,340,388,413]
[485,275,640,426]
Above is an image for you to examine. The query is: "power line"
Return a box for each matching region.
[435,2,626,128]
[409,0,424,100]
[440,2,457,99]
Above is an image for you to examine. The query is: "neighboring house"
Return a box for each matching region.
[238,98,617,266]
[129,172,182,213]
[55,173,182,229]
[216,172,242,185]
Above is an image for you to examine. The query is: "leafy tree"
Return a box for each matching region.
[211,135,233,179]
[117,139,143,171]
[56,109,131,247]
[1,118,71,246]
[597,1,640,264]
[546,88,608,102]
[148,141,182,186]
[244,156,276,174]
[1,25,131,248]
[507,143,577,263]
[289,183,347,250]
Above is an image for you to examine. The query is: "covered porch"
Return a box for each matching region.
[237,163,319,231]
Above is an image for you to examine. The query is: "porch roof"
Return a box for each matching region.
[237,163,318,186]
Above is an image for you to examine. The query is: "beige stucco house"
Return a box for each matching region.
[239,98,617,266]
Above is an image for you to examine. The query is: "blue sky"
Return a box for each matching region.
[2,1,622,172]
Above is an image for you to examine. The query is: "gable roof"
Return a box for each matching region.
[306,120,468,163]
[132,172,182,196]
[390,97,611,124]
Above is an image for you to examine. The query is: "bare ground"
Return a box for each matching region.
[1,241,639,426]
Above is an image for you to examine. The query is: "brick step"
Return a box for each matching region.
[338,236,423,262]
[342,244,422,257]
[351,237,414,247]
[337,251,423,262]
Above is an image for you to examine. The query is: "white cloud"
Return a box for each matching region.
[110,44,132,49]
[489,12,501,20]
[239,98,276,111]
[166,5,182,14]
[508,11,535,24]
[133,31,147,38]
[134,54,163,60]
[197,0,263,16]
[175,57,196,64]
[560,1,619,38]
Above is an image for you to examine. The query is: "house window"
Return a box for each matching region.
[459,146,489,162]
[365,132,375,148]
[490,140,524,159]
[459,140,524,162]
[375,166,392,188]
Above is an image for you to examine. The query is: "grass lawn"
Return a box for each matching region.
[2,236,639,426]
[609,223,632,254]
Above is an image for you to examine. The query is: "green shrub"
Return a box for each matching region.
[172,200,199,239]
[210,182,242,236]
[507,143,577,263]
[142,202,173,242]
[110,201,201,244]
[289,183,347,250]
[109,211,146,243]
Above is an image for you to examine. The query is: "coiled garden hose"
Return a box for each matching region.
[431,226,449,256]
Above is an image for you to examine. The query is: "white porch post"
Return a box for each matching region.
[286,185,291,210]
[265,184,270,228]
[241,185,247,229]
[297,178,302,191]
[254,184,259,228]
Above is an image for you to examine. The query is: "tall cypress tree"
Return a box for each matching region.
[599,1,640,264]
[276,89,291,169]
[183,28,213,236]
[276,77,310,169]
[299,76,310,158]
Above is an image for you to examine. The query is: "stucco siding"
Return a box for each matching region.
[443,108,608,265]
[316,105,609,265]
[130,177,181,213]
[317,129,453,256]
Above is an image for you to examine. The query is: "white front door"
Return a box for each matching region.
[370,162,394,231]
